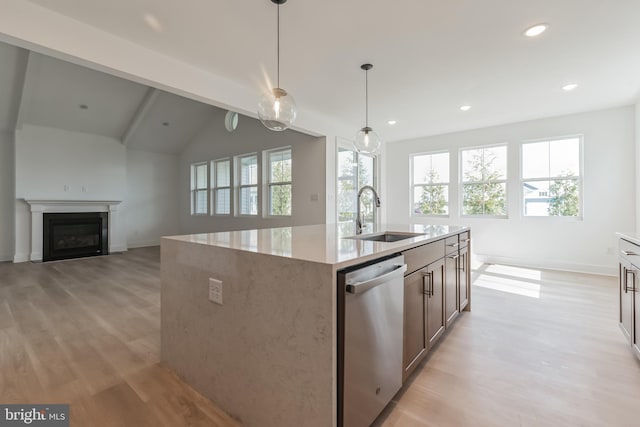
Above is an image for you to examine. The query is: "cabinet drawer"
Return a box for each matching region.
[459,231,470,248]
[445,236,459,255]
[403,239,445,275]
[620,239,640,266]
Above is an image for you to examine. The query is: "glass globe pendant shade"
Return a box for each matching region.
[257,87,297,131]
[354,126,381,154]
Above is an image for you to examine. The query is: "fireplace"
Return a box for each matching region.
[43,212,109,261]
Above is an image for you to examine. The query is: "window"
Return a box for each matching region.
[411,152,449,216]
[190,162,208,215]
[237,154,259,215]
[266,148,292,216]
[212,159,231,215]
[461,145,507,216]
[337,147,376,234]
[522,137,581,217]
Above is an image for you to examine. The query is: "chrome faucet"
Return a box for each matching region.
[356,185,381,234]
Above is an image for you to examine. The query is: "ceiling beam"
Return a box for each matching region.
[121,87,159,145]
[12,50,40,131]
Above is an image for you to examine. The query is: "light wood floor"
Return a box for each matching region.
[2,249,640,426]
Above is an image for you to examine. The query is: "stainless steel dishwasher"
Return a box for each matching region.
[338,255,407,427]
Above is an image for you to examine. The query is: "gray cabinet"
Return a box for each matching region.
[618,237,640,361]
[401,231,470,382]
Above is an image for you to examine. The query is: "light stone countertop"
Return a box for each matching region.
[164,223,469,270]
[617,232,640,246]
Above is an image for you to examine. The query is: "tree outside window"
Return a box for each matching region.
[411,152,449,216]
[337,148,376,234]
[461,146,507,216]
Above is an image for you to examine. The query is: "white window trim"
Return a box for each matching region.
[211,158,232,216]
[409,150,451,218]
[235,153,260,217]
[190,162,209,216]
[519,134,584,220]
[459,143,508,219]
[264,147,292,218]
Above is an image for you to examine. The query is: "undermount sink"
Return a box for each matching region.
[345,231,426,242]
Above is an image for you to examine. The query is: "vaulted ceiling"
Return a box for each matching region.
[0,40,220,154]
[12,0,640,143]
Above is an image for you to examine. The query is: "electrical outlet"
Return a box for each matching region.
[209,278,223,305]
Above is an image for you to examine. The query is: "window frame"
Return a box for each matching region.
[211,158,232,216]
[459,143,508,219]
[190,162,209,216]
[264,147,293,218]
[409,150,451,218]
[235,153,260,216]
[520,135,583,220]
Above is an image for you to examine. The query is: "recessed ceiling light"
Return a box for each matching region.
[143,13,164,33]
[387,120,397,125]
[460,105,471,111]
[562,83,579,91]
[79,104,88,110]
[524,24,548,37]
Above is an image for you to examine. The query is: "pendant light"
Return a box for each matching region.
[258,0,297,131]
[354,63,381,154]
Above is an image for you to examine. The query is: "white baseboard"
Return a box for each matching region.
[474,254,617,277]
[13,253,29,263]
[110,245,128,253]
[127,239,160,249]
[0,253,13,262]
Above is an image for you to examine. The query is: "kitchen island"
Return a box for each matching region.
[161,223,470,427]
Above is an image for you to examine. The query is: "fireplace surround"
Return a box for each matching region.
[24,200,122,262]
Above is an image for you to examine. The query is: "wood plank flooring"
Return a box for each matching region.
[0,248,239,427]
[2,249,640,426]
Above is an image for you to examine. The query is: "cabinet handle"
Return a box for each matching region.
[464,239,470,243]
[430,272,434,297]
[447,242,459,248]
[422,271,431,297]
[622,250,638,256]
[448,254,459,260]
[627,269,637,292]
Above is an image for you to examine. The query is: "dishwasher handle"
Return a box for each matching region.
[346,264,407,294]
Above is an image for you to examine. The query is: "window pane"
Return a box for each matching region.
[463,183,506,215]
[522,141,549,179]
[269,150,292,183]
[240,156,257,185]
[485,146,507,180]
[215,188,230,215]
[196,164,207,189]
[413,185,448,215]
[269,184,292,216]
[337,148,357,223]
[358,154,374,187]
[195,190,207,214]
[462,149,483,182]
[239,186,258,215]
[549,138,580,177]
[216,160,230,187]
[523,179,579,217]
[413,153,449,184]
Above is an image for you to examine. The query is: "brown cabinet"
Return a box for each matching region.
[618,237,640,361]
[401,231,470,382]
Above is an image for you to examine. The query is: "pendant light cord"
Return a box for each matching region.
[365,68,369,127]
[277,3,280,89]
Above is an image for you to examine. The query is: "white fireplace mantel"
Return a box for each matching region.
[24,199,123,261]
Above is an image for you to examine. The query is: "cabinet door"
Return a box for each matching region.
[426,258,446,348]
[631,266,640,358]
[403,268,428,381]
[444,253,459,327]
[459,246,469,311]
[620,261,633,343]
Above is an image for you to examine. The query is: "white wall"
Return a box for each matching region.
[0,131,14,261]
[636,100,640,233]
[180,110,326,234]
[385,106,636,275]
[14,124,127,261]
[125,148,180,247]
